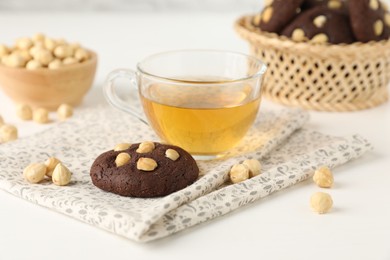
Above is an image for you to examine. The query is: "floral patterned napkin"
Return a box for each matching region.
[0,106,372,242]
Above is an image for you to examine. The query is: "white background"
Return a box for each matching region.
[1,1,390,260]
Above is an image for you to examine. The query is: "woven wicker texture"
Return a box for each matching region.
[235,16,390,111]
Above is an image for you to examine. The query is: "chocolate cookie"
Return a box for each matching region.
[281,6,355,44]
[302,0,348,14]
[252,0,305,33]
[349,0,390,42]
[90,142,199,198]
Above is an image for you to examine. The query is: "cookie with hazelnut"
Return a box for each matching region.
[252,0,305,34]
[348,0,390,42]
[90,142,199,197]
[281,6,355,44]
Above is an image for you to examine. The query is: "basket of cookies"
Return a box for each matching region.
[235,0,390,111]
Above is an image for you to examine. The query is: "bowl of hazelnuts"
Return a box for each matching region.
[0,33,97,110]
[235,0,390,111]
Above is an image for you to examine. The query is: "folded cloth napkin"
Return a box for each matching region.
[0,106,372,242]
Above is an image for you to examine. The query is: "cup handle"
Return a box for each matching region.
[103,69,148,125]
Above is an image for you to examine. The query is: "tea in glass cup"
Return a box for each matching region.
[103,50,267,159]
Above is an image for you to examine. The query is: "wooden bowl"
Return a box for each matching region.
[0,51,97,110]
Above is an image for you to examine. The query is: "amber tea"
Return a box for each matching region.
[141,83,261,155]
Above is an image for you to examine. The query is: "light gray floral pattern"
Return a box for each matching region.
[0,106,372,242]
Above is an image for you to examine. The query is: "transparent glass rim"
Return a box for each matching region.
[136,49,267,84]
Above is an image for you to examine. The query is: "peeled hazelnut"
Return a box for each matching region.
[56,38,67,45]
[0,44,9,57]
[313,166,334,188]
[253,14,262,26]
[0,115,4,126]
[385,14,390,27]
[44,157,61,177]
[32,33,45,43]
[114,143,131,151]
[35,49,53,66]
[44,38,57,51]
[33,108,49,124]
[136,141,155,153]
[17,50,32,62]
[137,157,158,171]
[4,53,26,68]
[23,163,47,184]
[0,124,18,142]
[262,7,273,23]
[311,33,329,43]
[165,149,180,161]
[374,20,384,36]
[264,0,273,6]
[229,164,249,184]
[26,60,42,70]
[16,37,33,50]
[292,28,306,42]
[369,0,379,10]
[115,152,131,167]
[16,104,33,120]
[74,48,89,62]
[52,163,72,186]
[57,104,73,120]
[29,45,44,58]
[382,1,389,11]
[310,192,333,214]
[328,0,341,9]
[313,15,327,28]
[243,159,262,178]
[62,57,78,65]
[54,45,73,59]
[69,42,81,51]
[48,59,62,70]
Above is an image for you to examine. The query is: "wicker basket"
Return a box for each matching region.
[235,15,390,111]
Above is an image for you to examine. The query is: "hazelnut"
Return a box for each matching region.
[32,33,45,43]
[48,59,62,70]
[52,163,72,186]
[16,50,32,62]
[243,159,262,178]
[16,37,33,50]
[23,163,47,184]
[229,164,249,184]
[328,0,341,9]
[292,28,306,42]
[115,152,131,167]
[311,33,329,43]
[262,7,273,23]
[0,124,18,142]
[374,20,384,36]
[136,141,155,153]
[16,104,33,120]
[35,49,53,66]
[385,14,390,27]
[137,157,158,171]
[165,149,180,161]
[0,44,9,57]
[62,57,78,65]
[253,14,262,26]
[114,143,131,151]
[74,48,89,62]
[69,42,81,51]
[313,166,334,188]
[369,0,379,10]
[54,45,73,59]
[44,157,61,177]
[310,192,333,214]
[26,60,42,70]
[57,103,73,120]
[29,45,44,58]
[3,53,26,68]
[313,15,327,28]
[33,108,50,124]
[44,37,57,51]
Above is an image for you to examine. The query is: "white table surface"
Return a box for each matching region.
[0,12,389,260]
